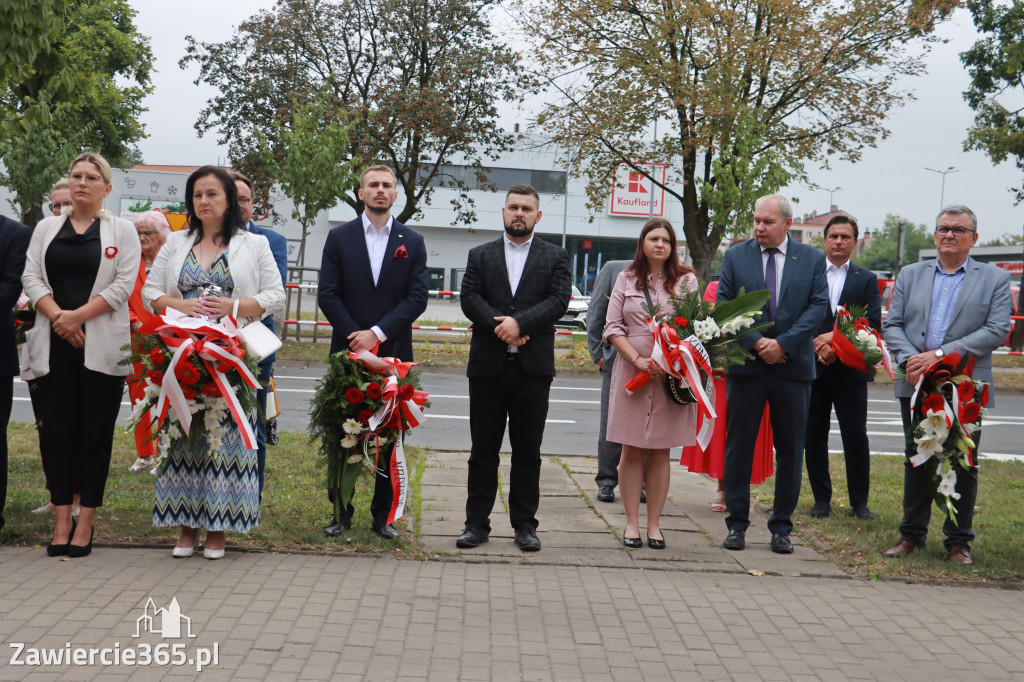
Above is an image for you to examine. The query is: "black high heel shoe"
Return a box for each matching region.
[647,535,666,550]
[68,527,94,558]
[46,520,76,557]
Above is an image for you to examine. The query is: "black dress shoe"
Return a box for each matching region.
[372,521,400,540]
[723,529,745,550]
[455,526,489,548]
[514,526,541,552]
[852,505,875,520]
[770,533,794,554]
[647,535,666,550]
[68,527,94,558]
[622,535,642,549]
[810,502,831,518]
[324,517,351,537]
[596,485,615,503]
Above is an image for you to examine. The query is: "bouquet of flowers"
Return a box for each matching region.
[12,303,33,346]
[123,309,262,472]
[308,348,429,524]
[628,285,772,449]
[831,304,894,377]
[907,352,987,521]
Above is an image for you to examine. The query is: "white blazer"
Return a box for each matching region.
[142,228,285,323]
[21,214,142,377]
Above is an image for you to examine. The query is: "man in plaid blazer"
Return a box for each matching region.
[456,184,571,552]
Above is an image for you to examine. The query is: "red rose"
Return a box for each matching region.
[182,386,197,401]
[960,402,981,424]
[958,381,975,401]
[398,384,414,401]
[673,317,688,326]
[394,245,408,259]
[149,348,166,365]
[145,370,164,386]
[176,363,201,386]
[201,383,221,397]
[366,382,382,400]
[979,384,990,407]
[358,409,373,425]
[345,387,365,404]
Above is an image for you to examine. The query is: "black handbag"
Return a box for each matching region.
[641,286,696,405]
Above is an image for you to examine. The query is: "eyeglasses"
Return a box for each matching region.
[49,201,73,211]
[935,225,975,237]
[237,198,253,206]
[137,230,157,237]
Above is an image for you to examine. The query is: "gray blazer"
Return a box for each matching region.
[587,260,631,364]
[883,257,1012,402]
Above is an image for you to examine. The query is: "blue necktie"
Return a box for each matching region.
[764,247,779,320]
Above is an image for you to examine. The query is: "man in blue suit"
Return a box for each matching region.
[318,165,429,539]
[805,215,881,520]
[717,194,828,554]
[882,204,1012,566]
[232,172,288,500]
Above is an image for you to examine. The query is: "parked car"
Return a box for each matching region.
[557,285,589,329]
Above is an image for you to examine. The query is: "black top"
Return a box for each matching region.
[45,217,101,310]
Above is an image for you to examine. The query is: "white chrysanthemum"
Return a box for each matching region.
[343,418,364,435]
[340,435,359,449]
[347,454,363,464]
[693,318,721,342]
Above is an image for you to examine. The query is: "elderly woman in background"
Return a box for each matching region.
[603,218,699,550]
[143,165,283,560]
[22,152,141,558]
[127,210,172,473]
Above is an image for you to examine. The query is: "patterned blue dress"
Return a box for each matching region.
[153,251,260,532]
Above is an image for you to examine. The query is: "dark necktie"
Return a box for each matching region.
[764,247,779,320]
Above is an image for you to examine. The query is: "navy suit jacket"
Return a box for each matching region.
[815,262,881,384]
[0,216,31,377]
[318,217,429,361]
[247,221,288,365]
[717,236,828,382]
[461,237,571,377]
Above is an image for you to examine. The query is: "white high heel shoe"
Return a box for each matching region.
[203,547,225,560]
[172,530,201,558]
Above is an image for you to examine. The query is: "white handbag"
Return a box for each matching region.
[232,300,282,362]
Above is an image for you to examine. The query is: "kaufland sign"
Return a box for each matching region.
[609,163,666,217]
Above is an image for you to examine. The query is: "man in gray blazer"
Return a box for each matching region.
[882,204,1012,566]
[587,259,630,502]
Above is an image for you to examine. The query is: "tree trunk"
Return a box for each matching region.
[20,204,43,229]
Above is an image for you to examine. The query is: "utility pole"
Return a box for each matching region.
[924,166,960,211]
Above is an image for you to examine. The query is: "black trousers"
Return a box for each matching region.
[466,358,552,533]
[898,397,979,550]
[724,373,811,536]
[594,353,621,488]
[36,335,124,508]
[804,375,870,507]
[0,376,12,532]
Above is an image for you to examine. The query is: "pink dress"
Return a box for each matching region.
[604,269,698,449]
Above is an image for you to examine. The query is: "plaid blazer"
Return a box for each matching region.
[461,236,571,377]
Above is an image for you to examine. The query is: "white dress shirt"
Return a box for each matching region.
[826,258,850,313]
[760,235,788,291]
[362,212,394,342]
[503,233,533,351]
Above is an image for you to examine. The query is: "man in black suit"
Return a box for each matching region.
[717,194,828,554]
[318,165,429,539]
[804,215,881,520]
[0,215,31,533]
[455,184,571,552]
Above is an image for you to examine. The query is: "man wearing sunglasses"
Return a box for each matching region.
[882,204,1013,566]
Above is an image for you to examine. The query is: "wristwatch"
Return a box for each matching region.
[934,348,944,358]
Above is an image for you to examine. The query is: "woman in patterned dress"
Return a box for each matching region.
[142,166,283,559]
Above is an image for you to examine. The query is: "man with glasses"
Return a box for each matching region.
[882,204,1012,566]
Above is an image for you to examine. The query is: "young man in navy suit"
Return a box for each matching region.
[318,165,429,539]
[804,215,881,520]
[231,172,288,500]
[717,194,828,554]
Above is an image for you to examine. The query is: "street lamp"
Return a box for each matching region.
[823,186,843,211]
[924,166,960,211]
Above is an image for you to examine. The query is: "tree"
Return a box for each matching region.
[181,0,526,228]
[0,0,69,83]
[962,0,1024,204]
[980,232,1024,247]
[526,0,956,280]
[0,0,153,226]
[854,214,933,274]
[258,88,360,267]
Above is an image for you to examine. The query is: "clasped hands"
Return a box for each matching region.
[813,332,836,365]
[51,309,85,348]
[178,295,233,319]
[493,316,530,347]
[904,349,944,386]
[753,337,787,364]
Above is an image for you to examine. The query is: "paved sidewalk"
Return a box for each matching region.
[2,451,1023,681]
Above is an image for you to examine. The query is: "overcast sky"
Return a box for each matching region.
[133,2,1023,242]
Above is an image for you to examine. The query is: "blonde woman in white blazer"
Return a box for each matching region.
[21,152,141,558]
[141,165,283,560]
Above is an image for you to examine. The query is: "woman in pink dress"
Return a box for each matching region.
[604,219,698,549]
[679,281,774,511]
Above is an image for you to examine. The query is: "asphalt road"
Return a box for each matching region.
[15,366,1020,461]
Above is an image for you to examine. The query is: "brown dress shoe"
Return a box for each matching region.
[948,546,974,565]
[881,539,918,558]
